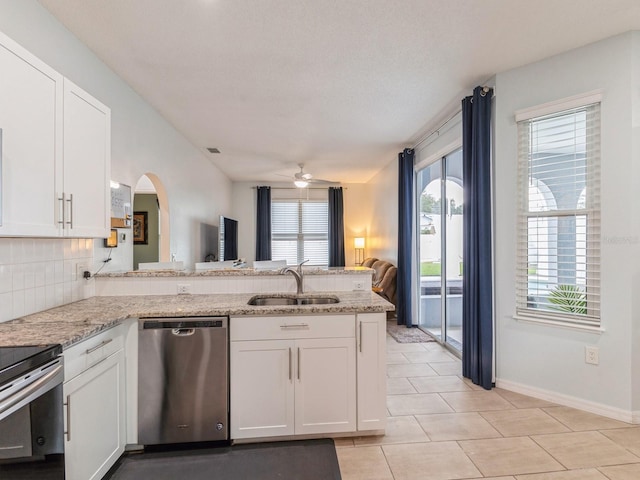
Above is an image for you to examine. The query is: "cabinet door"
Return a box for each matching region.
[357,313,387,431]
[0,32,63,236]
[64,349,125,480]
[62,79,110,238]
[295,337,356,435]
[230,340,294,439]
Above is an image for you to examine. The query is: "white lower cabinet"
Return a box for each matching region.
[63,327,126,480]
[230,339,295,438]
[356,313,387,431]
[230,315,357,440]
[295,337,356,435]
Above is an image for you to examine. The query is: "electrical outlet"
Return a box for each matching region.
[177,284,191,295]
[353,280,366,291]
[76,262,89,280]
[585,346,599,365]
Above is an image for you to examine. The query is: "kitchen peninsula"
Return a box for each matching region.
[0,289,392,347]
[0,266,392,480]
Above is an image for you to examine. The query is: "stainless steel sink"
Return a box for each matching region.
[298,296,339,305]
[248,296,298,306]
[247,295,340,306]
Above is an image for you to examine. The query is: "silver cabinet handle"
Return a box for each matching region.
[280,323,309,329]
[297,347,301,380]
[85,338,113,355]
[359,321,363,353]
[66,193,73,229]
[58,193,65,226]
[288,347,292,381]
[65,394,71,441]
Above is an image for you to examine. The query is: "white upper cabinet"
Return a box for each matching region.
[0,31,110,238]
[62,79,110,238]
[0,31,63,236]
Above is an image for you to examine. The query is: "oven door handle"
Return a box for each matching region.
[0,363,64,422]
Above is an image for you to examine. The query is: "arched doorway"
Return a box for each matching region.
[133,173,170,269]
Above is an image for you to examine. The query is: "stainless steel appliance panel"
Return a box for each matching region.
[138,317,228,445]
[0,351,64,479]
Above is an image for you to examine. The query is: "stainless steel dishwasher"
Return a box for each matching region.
[138,316,228,445]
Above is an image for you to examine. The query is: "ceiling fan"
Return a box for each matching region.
[279,164,335,188]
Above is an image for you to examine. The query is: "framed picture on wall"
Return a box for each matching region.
[133,211,148,245]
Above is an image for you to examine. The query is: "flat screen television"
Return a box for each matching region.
[219,215,238,261]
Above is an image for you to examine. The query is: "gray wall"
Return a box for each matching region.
[494,31,640,417]
[0,1,232,271]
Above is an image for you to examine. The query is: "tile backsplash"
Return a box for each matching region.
[0,238,95,323]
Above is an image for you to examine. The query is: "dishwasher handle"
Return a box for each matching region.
[172,328,195,336]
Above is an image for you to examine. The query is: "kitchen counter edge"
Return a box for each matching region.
[0,292,394,348]
[95,266,374,278]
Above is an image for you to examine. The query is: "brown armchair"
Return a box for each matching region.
[362,257,397,306]
[362,257,378,268]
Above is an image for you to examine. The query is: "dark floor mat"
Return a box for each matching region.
[107,439,341,480]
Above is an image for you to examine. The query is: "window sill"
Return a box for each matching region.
[512,314,605,334]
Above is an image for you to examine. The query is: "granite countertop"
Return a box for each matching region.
[95,266,374,278]
[0,291,393,348]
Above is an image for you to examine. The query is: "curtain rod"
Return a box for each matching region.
[412,85,493,151]
[412,108,461,151]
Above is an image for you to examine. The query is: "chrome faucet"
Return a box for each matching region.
[281,260,309,295]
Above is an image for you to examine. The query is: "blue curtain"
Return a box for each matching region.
[255,186,271,261]
[328,187,345,267]
[462,86,494,390]
[397,148,414,326]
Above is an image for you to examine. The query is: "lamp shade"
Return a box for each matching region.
[354,237,365,249]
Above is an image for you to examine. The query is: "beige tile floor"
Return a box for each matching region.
[336,333,640,480]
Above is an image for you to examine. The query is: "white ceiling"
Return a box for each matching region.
[39,0,640,184]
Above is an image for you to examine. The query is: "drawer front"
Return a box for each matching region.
[230,314,355,341]
[64,323,126,381]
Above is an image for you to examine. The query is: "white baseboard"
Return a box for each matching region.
[496,378,639,424]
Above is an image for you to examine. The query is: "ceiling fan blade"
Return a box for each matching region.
[308,178,336,184]
[288,164,337,187]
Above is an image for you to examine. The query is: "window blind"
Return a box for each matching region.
[272,199,328,265]
[515,102,601,327]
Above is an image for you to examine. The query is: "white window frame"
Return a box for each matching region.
[271,197,328,266]
[514,91,602,331]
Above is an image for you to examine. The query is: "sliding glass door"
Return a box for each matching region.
[417,149,464,352]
